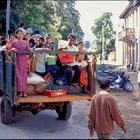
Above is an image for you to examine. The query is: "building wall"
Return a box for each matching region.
[121,5,140,70]
[115,26,124,65]
[137,7,140,70]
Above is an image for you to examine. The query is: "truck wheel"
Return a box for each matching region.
[12,106,16,118]
[56,102,72,120]
[0,90,3,96]
[1,97,13,124]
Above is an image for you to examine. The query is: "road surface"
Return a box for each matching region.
[0,71,139,139]
[0,99,97,139]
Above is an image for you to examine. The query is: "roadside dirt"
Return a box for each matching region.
[72,71,140,139]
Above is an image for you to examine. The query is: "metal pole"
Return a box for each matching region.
[100,35,102,64]
[6,0,11,37]
[102,25,104,64]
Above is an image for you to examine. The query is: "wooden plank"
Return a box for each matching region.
[0,63,4,91]
[5,63,13,97]
[16,94,92,103]
[17,50,95,55]
[87,60,96,96]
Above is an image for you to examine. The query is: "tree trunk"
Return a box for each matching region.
[6,0,11,37]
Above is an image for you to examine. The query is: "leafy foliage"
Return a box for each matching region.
[84,41,90,49]
[91,12,115,60]
[0,0,84,40]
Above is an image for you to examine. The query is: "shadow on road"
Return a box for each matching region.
[0,103,92,139]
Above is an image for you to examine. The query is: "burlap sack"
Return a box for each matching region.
[26,84,38,96]
[35,82,49,95]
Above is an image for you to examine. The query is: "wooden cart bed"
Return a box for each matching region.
[16,93,92,103]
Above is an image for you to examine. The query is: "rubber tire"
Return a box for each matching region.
[1,97,13,124]
[124,82,134,92]
[0,90,3,96]
[56,102,72,120]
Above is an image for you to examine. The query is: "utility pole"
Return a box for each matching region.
[102,25,105,64]
[6,0,11,37]
[100,34,102,65]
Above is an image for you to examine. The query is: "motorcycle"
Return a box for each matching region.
[127,63,134,71]
[109,72,134,92]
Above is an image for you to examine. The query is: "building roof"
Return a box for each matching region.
[119,1,140,18]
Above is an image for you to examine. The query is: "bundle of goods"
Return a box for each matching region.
[44,85,67,97]
[27,72,45,85]
[26,84,38,96]
[27,72,49,95]
[35,82,49,95]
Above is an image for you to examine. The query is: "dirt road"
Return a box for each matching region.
[0,71,139,139]
[72,71,140,139]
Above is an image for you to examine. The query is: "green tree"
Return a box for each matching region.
[84,41,90,49]
[55,0,84,41]
[0,0,84,41]
[0,0,10,35]
[91,12,115,61]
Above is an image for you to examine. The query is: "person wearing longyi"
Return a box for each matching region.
[60,33,81,87]
[9,29,30,97]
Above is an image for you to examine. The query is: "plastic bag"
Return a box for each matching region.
[27,72,45,85]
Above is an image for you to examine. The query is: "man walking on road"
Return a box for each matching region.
[88,78,126,139]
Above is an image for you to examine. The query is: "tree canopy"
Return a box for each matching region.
[91,12,115,60]
[0,0,84,41]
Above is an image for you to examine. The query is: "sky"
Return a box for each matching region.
[75,1,129,43]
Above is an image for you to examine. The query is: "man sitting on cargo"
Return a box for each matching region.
[59,33,81,88]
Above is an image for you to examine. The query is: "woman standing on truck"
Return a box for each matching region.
[9,29,31,97]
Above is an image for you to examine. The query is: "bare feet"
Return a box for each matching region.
[22,92,28,97]
[72,83,79,88]
[68,85,73,90]
[17,92,28,97]
[17,92,23,97]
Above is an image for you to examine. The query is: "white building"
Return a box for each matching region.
[115,24,124,66]
[118,0,140,70]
